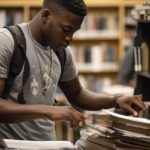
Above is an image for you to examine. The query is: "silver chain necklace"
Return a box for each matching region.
[27,23,53,96]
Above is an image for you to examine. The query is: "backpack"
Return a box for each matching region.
[1,25,66,104]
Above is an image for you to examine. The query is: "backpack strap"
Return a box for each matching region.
[2,25,65,104]
[2,25,30,104]
[55,48,66,79]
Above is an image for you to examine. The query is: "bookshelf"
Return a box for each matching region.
[133,22,150,102]
[0,0,149,143]
[137,72,150,79]
[0,0,148,98]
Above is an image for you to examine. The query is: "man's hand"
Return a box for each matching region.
[116,95,147,116]
[46,106,87,130]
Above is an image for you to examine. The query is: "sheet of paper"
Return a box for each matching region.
[102,109,150,124]
[3,139,75,149]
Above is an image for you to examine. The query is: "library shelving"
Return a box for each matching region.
[133,22,150,102]
[0,0,146,92]
[0,0,148,143]
[0,0,148,98]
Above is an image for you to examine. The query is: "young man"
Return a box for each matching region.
[0,0,146,146]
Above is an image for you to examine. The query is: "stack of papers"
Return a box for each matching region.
[3,140,77,150]
[75,109,150,150]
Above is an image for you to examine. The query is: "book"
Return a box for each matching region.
[0,10,6,28]
[133,46,139,72]
[91,45,102,70]
[137,47,142,71]
[99,120,150,136]
[97,109,150,129]
[133,43,149,72]
[3,139,76,150]
[141,42,149,72]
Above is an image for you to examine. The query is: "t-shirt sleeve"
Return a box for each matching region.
[59,46,78,82]
[0,28,14,79]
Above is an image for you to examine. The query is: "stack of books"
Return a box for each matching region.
[75,108,150,150]
[131,1,150,21]
[133,43,149,72]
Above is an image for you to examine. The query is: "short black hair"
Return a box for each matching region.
[43,0,87,16]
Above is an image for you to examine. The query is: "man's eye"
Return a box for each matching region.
[62,28,70,32]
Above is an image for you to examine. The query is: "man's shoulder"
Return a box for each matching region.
[0,27,14,46]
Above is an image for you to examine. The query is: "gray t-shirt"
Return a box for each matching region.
[0,23,78,143]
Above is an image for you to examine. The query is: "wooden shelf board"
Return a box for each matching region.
[134,20,150,23]
[78,69,118,74]
[74,36,119,41]
[25,1,43,7]
[84,0,121,7]
[0,1,26,7]
[0,1,42,7]
[124,0,148,7]
[137,72,150,79]
[0,0,121,7]
[30,0,121,7]
[0,0,148,7]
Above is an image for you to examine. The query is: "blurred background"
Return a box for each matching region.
[0,0,147,144]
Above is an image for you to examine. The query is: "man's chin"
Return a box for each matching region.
[51,45,62,51]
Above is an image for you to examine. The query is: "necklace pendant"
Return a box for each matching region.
[42,87,48,96]
[42,80,47,96]
[42,77,52,96]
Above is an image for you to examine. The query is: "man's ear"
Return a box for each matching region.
[42,9,51,24]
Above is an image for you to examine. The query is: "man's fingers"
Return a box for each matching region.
[125,105,138,116]
[67,116,75,128]
[81,116,86,129]
[137,94,143,101]
[72,114,86,130]
[72,112,86,129]
[67,113,86,130]
[132,96,147,111]
[132,104,140,114]
[69,115,80,130]
[84,115,88,120]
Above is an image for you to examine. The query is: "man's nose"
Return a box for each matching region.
[65,35,73,42]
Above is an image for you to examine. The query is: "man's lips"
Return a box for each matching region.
[61,44,69,49]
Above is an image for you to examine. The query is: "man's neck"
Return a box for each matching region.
[28,15,48,47]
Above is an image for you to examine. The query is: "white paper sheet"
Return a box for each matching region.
[101,109,150,124]
[3,139,75,149]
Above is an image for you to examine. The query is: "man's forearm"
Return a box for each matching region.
[69,88,114,111]
[0,98,48,123]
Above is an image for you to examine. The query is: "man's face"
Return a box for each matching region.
[43,10,84,50]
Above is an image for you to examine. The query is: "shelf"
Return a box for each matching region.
[125,18,137,26]
[28,0,121,7]
[0,0,121,8]
[0,1,26,7]
[134,20,150,23]
[84,0,121,7]
[73,36,119,41]
[124,0,148,7]
[0,0,147,7]
[78,69,118,74]
[137,72,150,79]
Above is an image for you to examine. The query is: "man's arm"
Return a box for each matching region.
[58,77,147,116]
[0,79,86,129]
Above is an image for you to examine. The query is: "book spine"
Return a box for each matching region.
[138,47,142,72]
[133,47,138,72]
